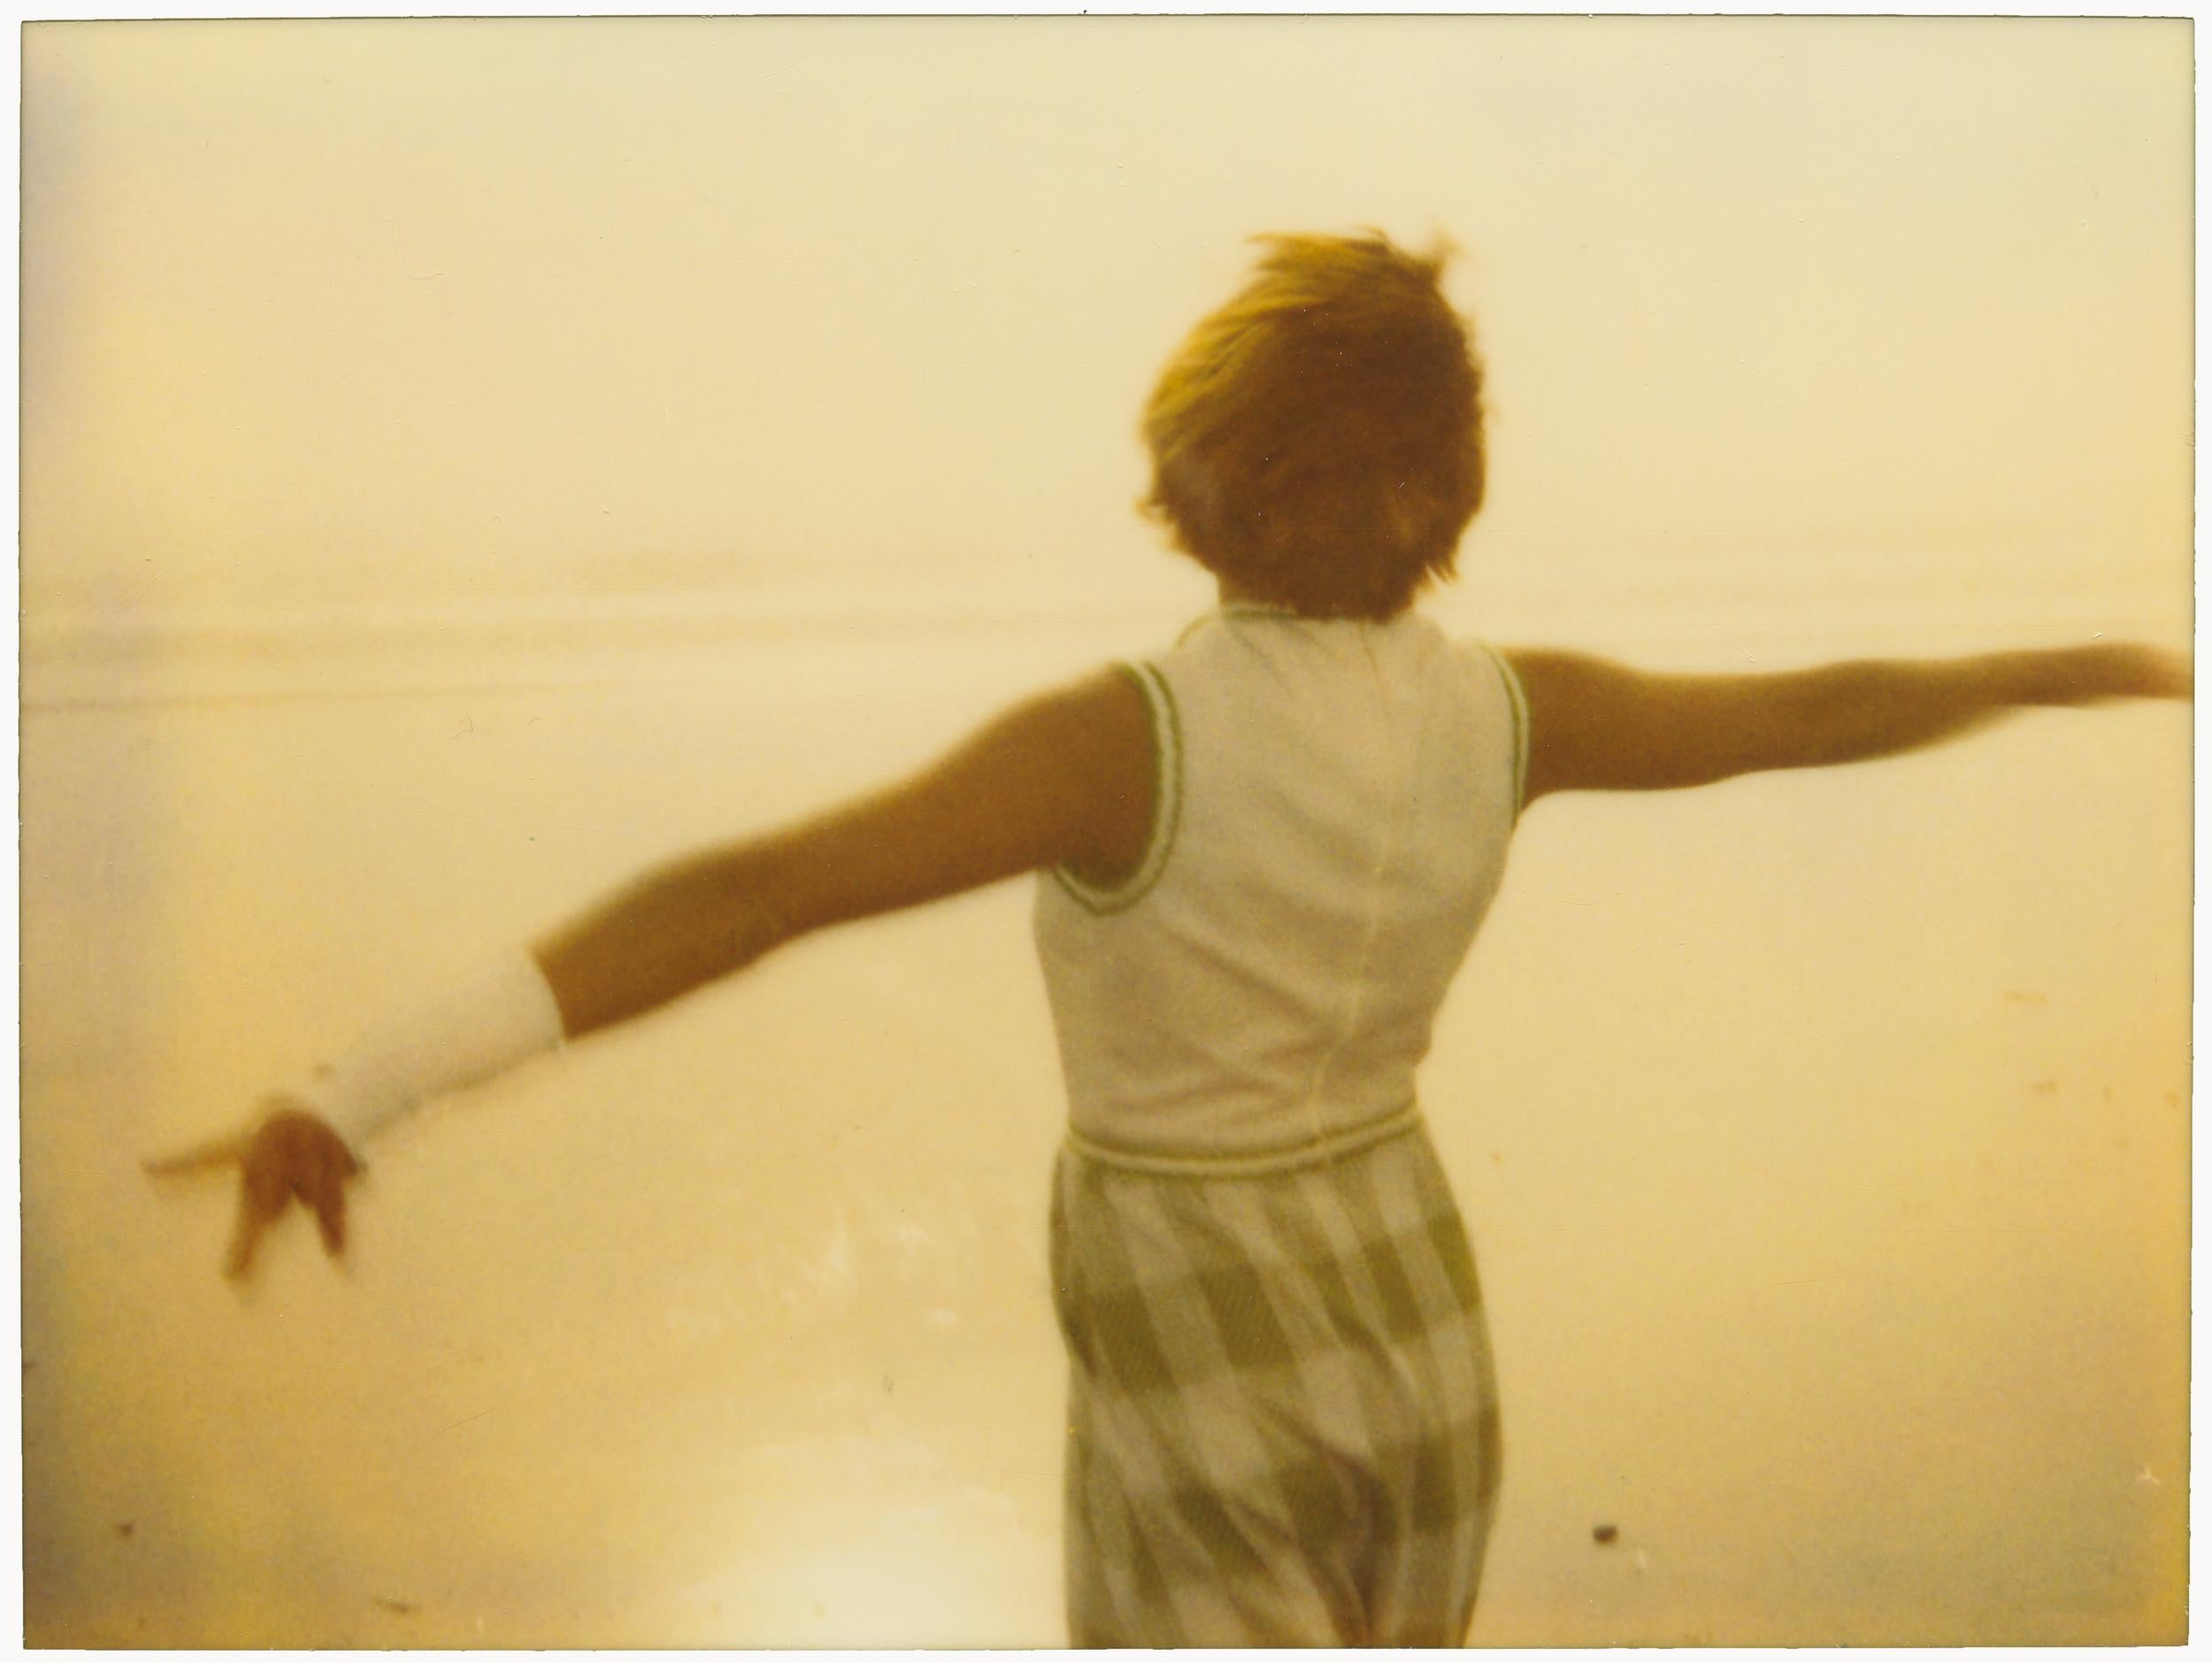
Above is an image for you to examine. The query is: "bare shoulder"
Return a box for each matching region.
[1499,645,1632,698]
[999,665,1156,880]
[1496,647,1624,768]
[1496,647,1695,800]
[1009,664,1153,763]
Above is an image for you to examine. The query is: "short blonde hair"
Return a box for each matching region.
[1141,231,1486,620]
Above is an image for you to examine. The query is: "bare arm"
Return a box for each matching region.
[534,666,1155,1038]
[1507,643,2191,804]
[149,667,1154,1281]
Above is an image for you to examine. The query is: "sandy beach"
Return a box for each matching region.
[23,576,2189,1645]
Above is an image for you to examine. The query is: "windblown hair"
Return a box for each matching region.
[1141,231,1486,620]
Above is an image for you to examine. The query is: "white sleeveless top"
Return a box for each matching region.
[1033,604,1529,1169]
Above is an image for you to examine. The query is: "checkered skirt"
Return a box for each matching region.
[1050,1113,1503,1645]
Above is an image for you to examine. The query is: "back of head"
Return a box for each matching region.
[1141,231,1486,620]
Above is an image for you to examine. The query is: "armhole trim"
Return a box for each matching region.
[1050,660,1183,915]
[1478,643,1531,818]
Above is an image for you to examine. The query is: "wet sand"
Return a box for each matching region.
[23,588,2190,1645]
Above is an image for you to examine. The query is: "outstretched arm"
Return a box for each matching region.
[149,666,1155,1277]
[1506,643,2190,805]
[534,667,1153,1038]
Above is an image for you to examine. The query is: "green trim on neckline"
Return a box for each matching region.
[1188,603,1388,642]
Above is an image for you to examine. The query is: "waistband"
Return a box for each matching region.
[1063,1102,1423,1179]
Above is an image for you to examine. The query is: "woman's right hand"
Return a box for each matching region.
[143,1101,362,1282]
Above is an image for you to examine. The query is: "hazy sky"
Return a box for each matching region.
[22,17,2193,620]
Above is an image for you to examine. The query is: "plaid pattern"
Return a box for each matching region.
[1050,1117,1503,1645]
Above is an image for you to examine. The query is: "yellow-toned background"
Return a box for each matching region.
[22,17,2190,1645]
